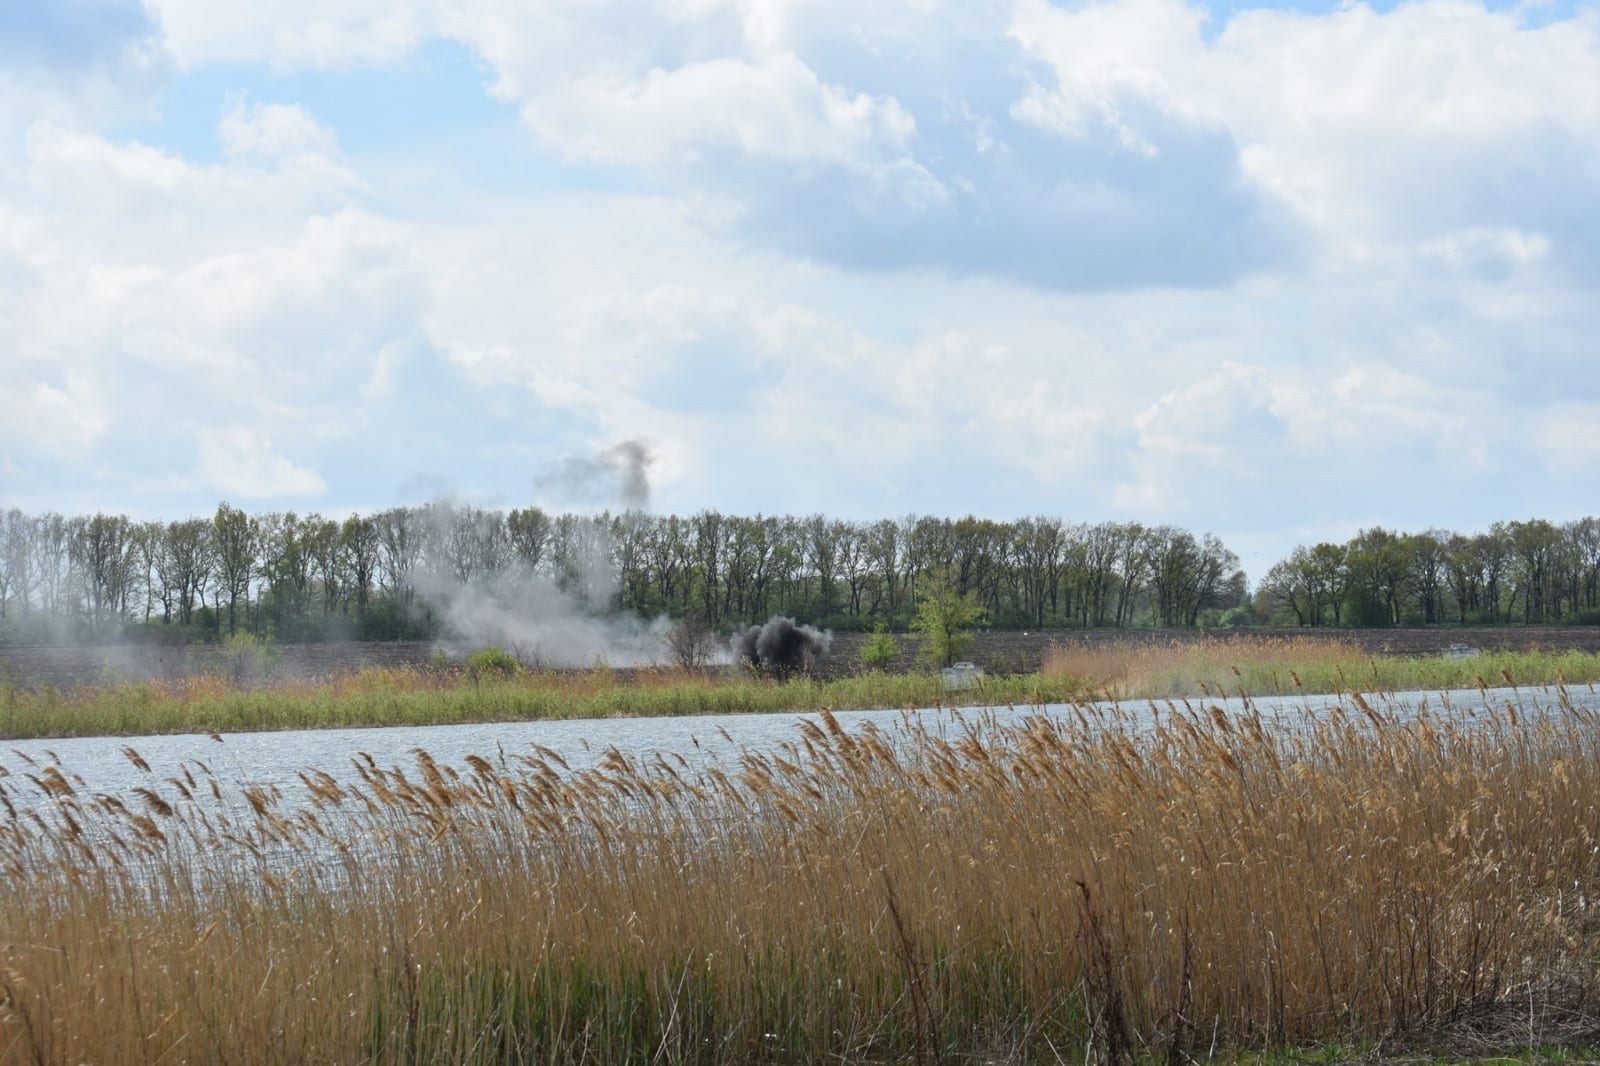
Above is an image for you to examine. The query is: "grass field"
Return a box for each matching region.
[1040,636,1600,700]
[2,635,1599,739]
[2,687,1599,1062]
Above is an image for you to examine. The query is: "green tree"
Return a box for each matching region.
[212,503,257,636]
[860,621,899,671]
[912,565,983,668]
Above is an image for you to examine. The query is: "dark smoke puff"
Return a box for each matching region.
[602,441,652,510]
[732,624,763,669]
[731,616,832,679]
[755,617,827,673]
[535,439,653,510]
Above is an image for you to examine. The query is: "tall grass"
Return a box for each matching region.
[0,666,1079,739]
[3,689,1599,1062]
[1043,636,1600,700]
[4,640,1600,739]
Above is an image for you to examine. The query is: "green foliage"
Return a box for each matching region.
[860,622,900,671]
[911,567,984,669]
[1216,605,1258,628]
[8,645,1600,738]
[465,645,523,681]
[214,632,280,684]
[356,598,437,641]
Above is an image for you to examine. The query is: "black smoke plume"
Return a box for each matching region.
[732,616,832,679]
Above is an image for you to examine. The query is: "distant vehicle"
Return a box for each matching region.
[941,661,984,690]
[1443,643,1480,659]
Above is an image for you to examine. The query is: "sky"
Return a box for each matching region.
[2,0,1598,578]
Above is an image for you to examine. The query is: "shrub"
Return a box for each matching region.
[860,622,899,671]
[911,566,983,669]
[214,632,281,685]
[465,645,523,681]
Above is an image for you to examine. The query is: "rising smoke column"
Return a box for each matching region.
[423,438,662,666]
[535,440,654,510]
[732,616,832,679]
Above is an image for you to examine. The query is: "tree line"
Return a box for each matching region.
[0,504,1247,645]
[3,504,1594,647]
[1256,520,1600,627]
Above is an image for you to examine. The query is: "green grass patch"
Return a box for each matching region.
[3,643,1600,739]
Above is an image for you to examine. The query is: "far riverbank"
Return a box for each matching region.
[4,625,1600,691]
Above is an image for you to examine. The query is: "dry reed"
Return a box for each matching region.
[2,690,1600,1062]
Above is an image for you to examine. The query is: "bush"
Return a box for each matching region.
[860,622,899,671]
[465,646,523,681]
[1216,606,1259,629]
[214,632,281,685]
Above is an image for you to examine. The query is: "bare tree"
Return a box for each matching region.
[663,616,718,671]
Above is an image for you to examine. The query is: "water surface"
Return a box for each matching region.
[5,682,1591,808]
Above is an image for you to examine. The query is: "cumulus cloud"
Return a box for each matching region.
[219,99,340,164]
[145,0,434,68]
[0,0,163,72]
[0,97,427,513]
[0,0,172,134]
[6,0,1600,563]
[196,427,327,498]
[123,0,1600,292]
[0,377,110,459]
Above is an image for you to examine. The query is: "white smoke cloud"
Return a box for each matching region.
[413,446,665,666]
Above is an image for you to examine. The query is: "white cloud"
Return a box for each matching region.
[1008,0,1207,145]
[18,118,365,274]
[146,0,435,69]
[196,427,327,498]
[6,0,1600,560]
[524,53,919,170]
[127,0,1600,289]
[219,99,340,163]
[0,105,428,512]
[0,0,172,136]
[1420,226,1551,280]
[1529,404,1600,475]
[0,377,109,458]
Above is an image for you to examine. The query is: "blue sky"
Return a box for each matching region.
[2,0,1598,574]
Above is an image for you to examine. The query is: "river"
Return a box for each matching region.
[3,682,1593,810]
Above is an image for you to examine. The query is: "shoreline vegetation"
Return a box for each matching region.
[3,685,1599,1061]
[5,507,1599,653]
[3,636,1600,739]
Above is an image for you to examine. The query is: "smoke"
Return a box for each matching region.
[732,616,832,679]
[535,440,653,511]
[423,567,671,667]
[414,499,667,667]
[421,438,653,666]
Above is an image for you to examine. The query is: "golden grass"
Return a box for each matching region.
[6,640,1600,740]
[3,686,1600,1063]
[1042,635,1600,701]
[0,665,1077,739]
